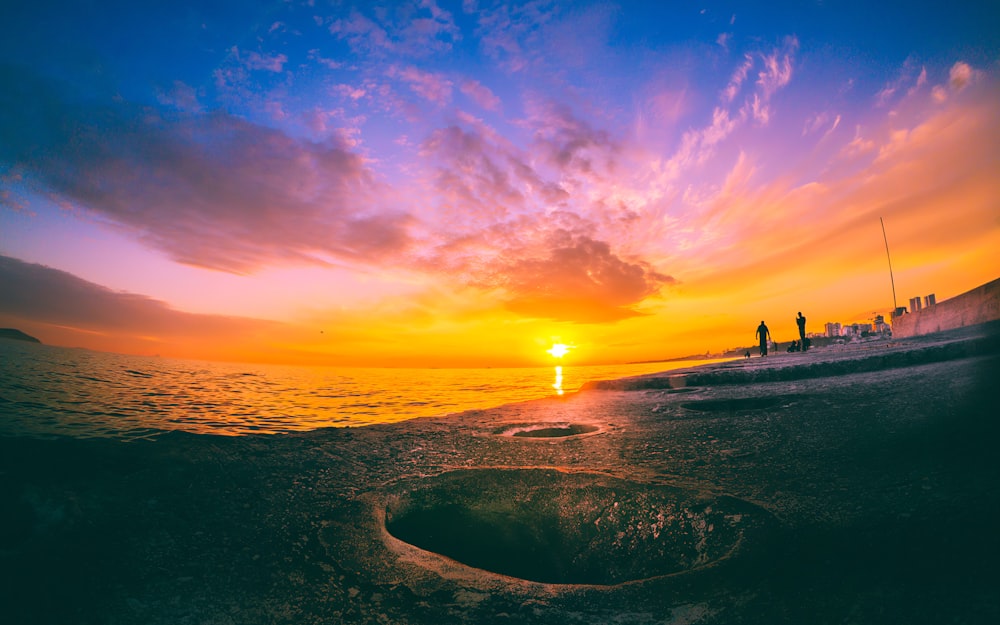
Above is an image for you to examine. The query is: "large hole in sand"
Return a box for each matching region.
[384,469,769,585]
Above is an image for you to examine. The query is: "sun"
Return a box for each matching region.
[546,343,571,359]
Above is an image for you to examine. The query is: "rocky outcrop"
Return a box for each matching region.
[0,328,41,343]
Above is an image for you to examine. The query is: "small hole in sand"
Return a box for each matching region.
[493,423,601,439]
[511,424,598,438]
[681,394,805,412]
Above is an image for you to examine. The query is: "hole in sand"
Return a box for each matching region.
[681,394,804,412]
[505,423,599,438]
[384,469,768,585]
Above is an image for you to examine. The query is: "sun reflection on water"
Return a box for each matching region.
[1,340,731,439]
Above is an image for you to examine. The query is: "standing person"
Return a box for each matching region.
[755,320,771,357]
[796,312,807,351]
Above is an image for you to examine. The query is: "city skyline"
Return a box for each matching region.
[2,1,999,367]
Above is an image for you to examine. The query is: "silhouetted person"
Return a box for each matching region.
[787,340,799,353]
[755,321,771,356]
[744,350,751,359]
[796,312,807,350]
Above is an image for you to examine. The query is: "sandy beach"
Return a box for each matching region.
[2,324,999,624]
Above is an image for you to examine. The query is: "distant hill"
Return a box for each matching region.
[0,328,42,344]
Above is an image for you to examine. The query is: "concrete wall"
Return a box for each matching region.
[892,276,1000,338]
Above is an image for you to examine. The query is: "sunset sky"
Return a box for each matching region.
[2,1,999,367]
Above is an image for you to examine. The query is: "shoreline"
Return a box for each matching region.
[0,339,731,440]
[584,319,1000,391]
[2,323,999,624]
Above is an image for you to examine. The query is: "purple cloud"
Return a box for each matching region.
[392,66,453,105]
[155,80,203,112]
[459,79,502,111]
[419,118,572,229]
[474,1,558,72]
[328,2,459,57]
[526,100,620,183]
[414,116,671,323]
[1,65,412,274]
[329,12,392,54]
[0,255,278,339]
[242,50,288,73]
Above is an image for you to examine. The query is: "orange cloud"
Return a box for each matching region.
[657,73,1000,328]
[497,234,674,323]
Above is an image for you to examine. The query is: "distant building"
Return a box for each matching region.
[825,322,842,337]
[840,323,873,338]
[873,315,888,334]
[924,293,936,307]
[909,296,923,312]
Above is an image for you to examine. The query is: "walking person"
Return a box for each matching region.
[796,312,807,351]
[755,320,771,357]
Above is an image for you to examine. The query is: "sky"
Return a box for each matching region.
[1,1,999,368]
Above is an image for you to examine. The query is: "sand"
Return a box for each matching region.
[2,324,999,624]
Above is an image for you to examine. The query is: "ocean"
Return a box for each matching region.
[0,339,726,440]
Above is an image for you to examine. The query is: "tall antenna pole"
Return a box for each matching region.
[880,217,897,312]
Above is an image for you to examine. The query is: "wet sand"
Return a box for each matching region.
[2,324,999,624]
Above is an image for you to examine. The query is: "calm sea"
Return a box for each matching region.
[0,339,725,440]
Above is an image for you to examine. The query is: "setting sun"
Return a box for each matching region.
[547,343,571,359]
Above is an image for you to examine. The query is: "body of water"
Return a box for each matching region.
[0,339,726,440]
